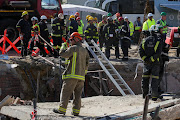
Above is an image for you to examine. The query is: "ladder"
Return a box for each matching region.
[84,40,135,96]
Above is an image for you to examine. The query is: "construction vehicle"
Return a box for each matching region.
[0,0,63,42]
[165,27,180,57]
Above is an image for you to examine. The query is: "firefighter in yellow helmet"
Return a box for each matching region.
[94,17,98,27]
[16,11,31,57]
[69,15,78,35]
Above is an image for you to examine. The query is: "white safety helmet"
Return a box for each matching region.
[31,16,38,21]
[149,24,163,33]
[147,13,153,17]
[58,13,64,19]
[40,15,47,20]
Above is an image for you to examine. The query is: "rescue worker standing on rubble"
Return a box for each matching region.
[29,16,46,57]
[103,17,119,59]
[97,15,107,50]
[16,11,31,57]
[134,17,142,44]
[69,15,78,35]
[53,32,89,116]
[139,25,163,101]
[142,13,156,37]
[76,17,84,36]
[38,15,53,56]
[114,12,121,25]
[75,12,84,29]
[51,13,65,58]
[119,21,131,61]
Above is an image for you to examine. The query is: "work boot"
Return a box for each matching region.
[71,112,79,116]
[53,108,65,115]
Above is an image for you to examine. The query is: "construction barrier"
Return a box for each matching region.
[0,29,21,54]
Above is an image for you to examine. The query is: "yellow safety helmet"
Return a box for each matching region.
[86,15,90,20]
[21,11,28,17]
[69,15,75,20]
[88,16,94,21]
[94,17,98,21]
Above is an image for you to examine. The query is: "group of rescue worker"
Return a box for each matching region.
[15,10,175,116]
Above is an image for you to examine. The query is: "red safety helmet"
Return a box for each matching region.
[75,12,80,17]
[69,32,82,41]
[118,17,124,22]
[116,12,120,17]
[76,17,81,21]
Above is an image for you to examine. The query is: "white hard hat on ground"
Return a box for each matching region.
[40,15,47,20]
[58,13,64,19]
[148,13,153,17]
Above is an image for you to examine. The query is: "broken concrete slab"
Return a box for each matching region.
[0,95,14,109]
[1,95,180,120]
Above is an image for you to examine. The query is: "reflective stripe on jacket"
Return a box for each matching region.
[31,23,40,37]
[51,17,64,37]
[157,19,167,34]
[85,24,99,40]
[129,21,134,36]
[60,42,89,81]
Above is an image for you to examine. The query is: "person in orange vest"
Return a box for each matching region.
[29,16,46,56]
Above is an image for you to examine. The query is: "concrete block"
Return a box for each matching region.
[0,95,14,109]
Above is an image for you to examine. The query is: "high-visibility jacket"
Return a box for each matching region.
[134,20,142,31]
[77,24,84,35]
[60,42,89,81]
[51,17,64,37]
[156,19,168,34]
[142,19,156,31]
[85,24,99,41]
[31,23,40,37]
[128,21,134,36]
[139,33,162,63]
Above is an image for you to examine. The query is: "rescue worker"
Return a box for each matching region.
[38,15,53,56]
[29,16,46,56]
[76,17,84,36]
[85,16,99,58]
[124,17,134,45]
[119,21,131,61]
[156,12,168,40]
[139,25,163,101]
[97,15,107,50]
[94,17,98,27]
[75,12,84,29]
[51,13,65,58]
[16,11,31,57]
[103,17,119,59]
[118,17,124,29]
[142,13,156,37]
[107,13,112,17]
[114,12,121,25]
[134,17,142,44]
[86,15,91,26]
[53,32,89,116]
[69,15,78,35]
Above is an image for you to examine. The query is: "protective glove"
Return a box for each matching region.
[60,42,68,50]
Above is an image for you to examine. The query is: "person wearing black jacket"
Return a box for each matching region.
[16,11,31,57]
[139,25,163,101]
[51,13,65,58]
[38,15,53,56]
[103,17,119,59]
[119,21,131,61]
[69,15,78,35]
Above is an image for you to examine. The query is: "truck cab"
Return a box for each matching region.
[0,0,63,42]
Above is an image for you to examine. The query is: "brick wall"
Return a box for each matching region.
[0,64,21,101]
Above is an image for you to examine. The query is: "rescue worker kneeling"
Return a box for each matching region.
[139,25,163,101]
[53,32,89,116]
[29,16,46,56]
